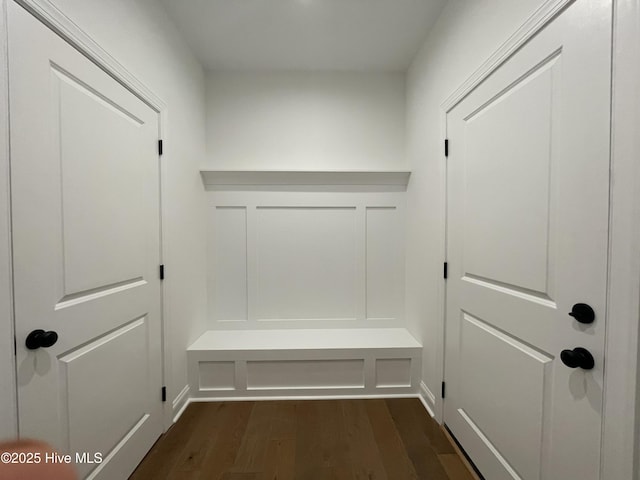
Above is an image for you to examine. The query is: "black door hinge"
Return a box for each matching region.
[159,264,165,280]
[161,386,167,402]
[443,262,448,280]
[13,336,16,356]
[444,139,449,157]
[158,139,164,156]
[441,381,446,399]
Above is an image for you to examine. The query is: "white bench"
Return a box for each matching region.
[187,328,422,400]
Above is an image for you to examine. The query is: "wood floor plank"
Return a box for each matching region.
[441,427,483,480]
[130,403,200,479]
[220,473,261,480]
[294,401,354,480]
[364,399,419,480]
[131,402,224,480]
[385,399,449,480]
[438,454,476,480]
[132,399,477,480]
[198,401,255,480]
[270,401,297,440]
[262,402,297,480]
[317,401,352,475]
[294,400,323,478]
[169,402,228,476]
[230,401,278,473]
[263,437,296,480]
[410,401,455,455]
[340,400,387,480]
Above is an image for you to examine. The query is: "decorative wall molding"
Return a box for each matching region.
[441,0,574,113]
[15,0,166,112]
[207,191,405,329]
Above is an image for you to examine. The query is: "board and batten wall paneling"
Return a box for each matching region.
[208,207,248,322]
[207,192,405,329]
[366,207,403,320]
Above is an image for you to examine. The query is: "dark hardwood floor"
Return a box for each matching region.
[130,399,476,480]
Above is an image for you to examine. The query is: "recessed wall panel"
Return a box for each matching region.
[375,358,411,387]
[198,361,236,390]
[246,359,365,389]
[210,207,247,321]
[366,207,401,320]
[255,207,358,320]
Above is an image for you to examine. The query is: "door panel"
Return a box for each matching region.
[55,65,147,296]
[61,317,149,461]
[459,312,552,480]
[9,3,162,479]
[445,2,611,479]
[463,55,557,296]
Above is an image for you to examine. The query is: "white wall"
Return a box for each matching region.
[205,71,406,171]
[405,0,546,413]
[3,0,208,421]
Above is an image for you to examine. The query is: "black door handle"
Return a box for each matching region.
[560,347,595,370]
[569,303,595,324]
[25,329,58,350]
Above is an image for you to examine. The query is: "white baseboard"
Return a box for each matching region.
[419,381,436,418]
[171,384,190,423]
[189,393,421,403]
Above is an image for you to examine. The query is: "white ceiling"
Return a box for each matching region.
[159,0,448,72]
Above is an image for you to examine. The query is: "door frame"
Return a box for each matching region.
[433,0,640,479]
[0,0,175,436]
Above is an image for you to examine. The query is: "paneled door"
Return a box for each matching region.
[9,3,163,479]
[444,1,611,479]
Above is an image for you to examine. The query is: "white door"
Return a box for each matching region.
[444,1,611,479]
[9,3,163,479]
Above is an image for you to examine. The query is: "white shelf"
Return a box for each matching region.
[199,170,411,186]
[188,328,422,352]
